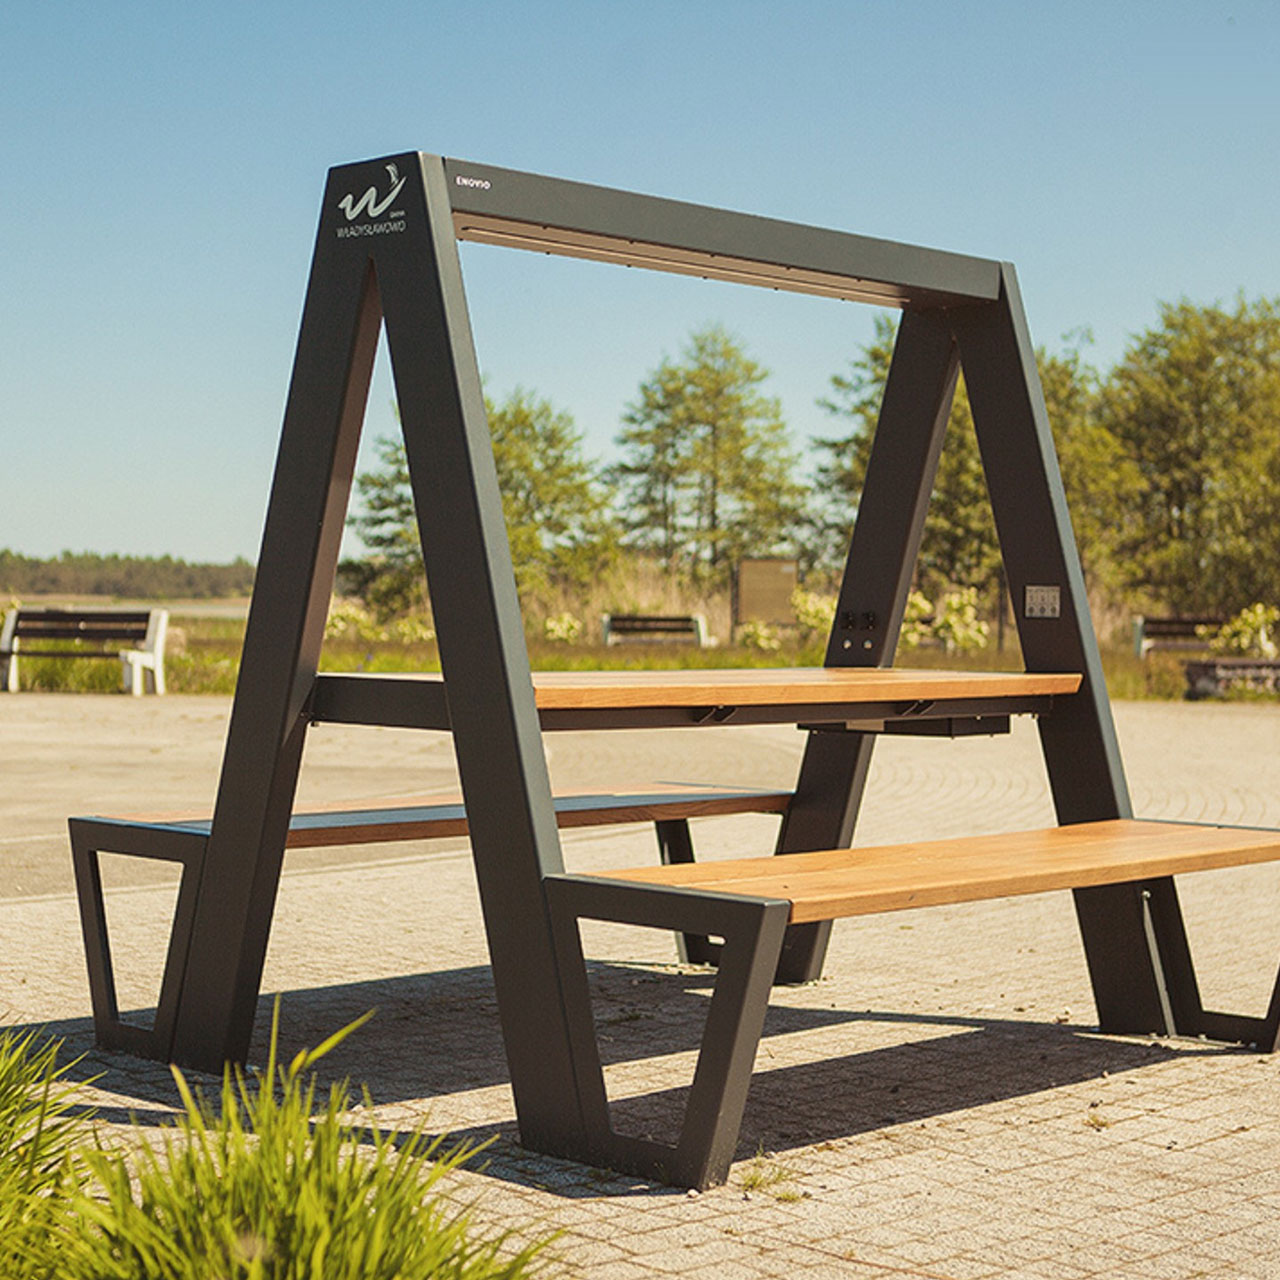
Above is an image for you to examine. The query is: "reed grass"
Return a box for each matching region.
[0,1011,554,1279]
[0,1028,91,1277]
[59,1006,551,1279]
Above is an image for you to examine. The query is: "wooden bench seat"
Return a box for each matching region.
[545,817,1280,1189]
[594,819,1280,922]
[95,784,793,848]
[69,783,794,1061]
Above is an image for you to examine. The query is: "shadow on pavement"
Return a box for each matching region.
[11,960,1241,1198]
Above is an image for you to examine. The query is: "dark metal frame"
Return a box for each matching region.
[544,874,790,1188]
[69,152,1275,1187]
[69,816,208,1058]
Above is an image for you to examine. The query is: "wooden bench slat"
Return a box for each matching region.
[102,785,794,850]
[12,649,140,659]
[318,668,1082,712]
[595,820,1280,923]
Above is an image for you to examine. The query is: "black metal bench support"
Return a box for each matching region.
[773,308,960,984]
[544,874,789,1189]
[69,816,207,1059]
[548,869,1280,1189]
[68,806,732,1059]
[655,819,721,966]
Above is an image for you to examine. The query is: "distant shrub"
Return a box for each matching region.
[1200,603,1279,659]
[739,620,782,652]
[544,612,583,644]
[390,614,437,646]
[932,588,990,655]
[324,602,389,644]
[898,590,935,649]
[791,588,836,638]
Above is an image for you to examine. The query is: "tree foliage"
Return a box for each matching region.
[0,551,254,599]
[812,314,1000,598]
[342,435,424,617]
[812,318,1140,605]
[486,388,618,593]
[1096,295,1280,613]
[1036,337,1142,594]
[343,389,615,616]
[611,326,804,582]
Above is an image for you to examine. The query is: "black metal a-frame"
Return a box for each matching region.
[73,152,1208,1164]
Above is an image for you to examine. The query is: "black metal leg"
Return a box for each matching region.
[379,156,583,1151]
[69,818,207,1059]
[949,270,1177,1037]
[773,732,873,983]
[1072,881,1178,1037]
[655,818,721,966]
[1142,874,1280,1049]
[167,154,587,1152]
[169,229,383,1072]
[778,309,960,983]
[544,875,790,1189]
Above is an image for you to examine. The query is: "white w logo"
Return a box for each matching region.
[338,163,407,222]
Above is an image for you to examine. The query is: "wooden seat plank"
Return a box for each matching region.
[595,819,1280,923]
[101,784,794,850]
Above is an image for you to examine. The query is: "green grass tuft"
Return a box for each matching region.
[0,1027,92,1277]
[56,1004,553,1279]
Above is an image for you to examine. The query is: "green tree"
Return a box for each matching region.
[344,390,615,615]
[344,435,424,617]
[814,318,1127,604]
[486,388,618,594]
[613,326,804,581]
[1096,295,1280,613]
[1038,337,1141,595]
[813,314,1000,598]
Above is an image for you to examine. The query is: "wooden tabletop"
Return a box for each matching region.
[309,667,1082,731]
[522,667,1081,709]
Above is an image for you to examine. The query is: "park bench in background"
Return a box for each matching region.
[602,613,708,647]
[1,606,168,694]
[1132,614,1224,658]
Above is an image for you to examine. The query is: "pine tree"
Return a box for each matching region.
[344,391,615,615]
[613,326,804,582]
[813,314,999,598]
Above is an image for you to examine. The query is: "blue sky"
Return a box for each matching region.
[3,1,1278,562]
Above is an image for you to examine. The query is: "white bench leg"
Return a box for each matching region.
[120,651,165,695]
[120,653,144,696]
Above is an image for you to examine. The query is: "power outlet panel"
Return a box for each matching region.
[1025,585,1061,618]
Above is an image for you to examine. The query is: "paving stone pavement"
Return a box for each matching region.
[1,693,1279,1278]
